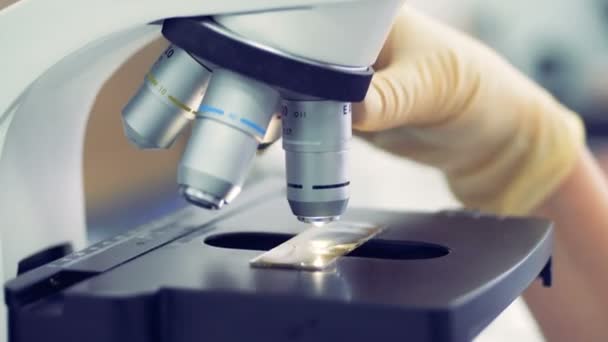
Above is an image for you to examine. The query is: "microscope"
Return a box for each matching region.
[0,0,402,280]
[0,1,554,341]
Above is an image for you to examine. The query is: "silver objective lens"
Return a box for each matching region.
[179,68,280,209]
[282,100,352,224]
[122,45,211,149]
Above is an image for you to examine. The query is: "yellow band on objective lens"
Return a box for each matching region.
[147,72,196,117]
[146,73,159,86]
[168,95,193,112]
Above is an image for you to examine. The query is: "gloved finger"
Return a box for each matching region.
[352,6,486,132]
[351,72,408,131]
[352,52,452,132]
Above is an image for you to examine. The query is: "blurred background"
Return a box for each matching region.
[81,0,608,341]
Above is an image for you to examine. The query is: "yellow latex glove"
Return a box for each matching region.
[354,6,585,215]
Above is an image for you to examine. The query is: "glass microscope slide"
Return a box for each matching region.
[250,222,384,271]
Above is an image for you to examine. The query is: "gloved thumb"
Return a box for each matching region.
[351,6,478,132]
[352,59,443,132]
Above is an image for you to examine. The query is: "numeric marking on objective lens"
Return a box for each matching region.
[154,47,175,66]
[343,103,351,115]
[293,111,307,119]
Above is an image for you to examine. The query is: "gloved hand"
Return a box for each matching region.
[353,6,585,215]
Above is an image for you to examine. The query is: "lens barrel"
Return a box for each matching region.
[282,100,352,224]
[122,45,211,149]
[178,69,280,209]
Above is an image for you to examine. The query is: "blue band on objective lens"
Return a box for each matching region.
[199,105,266,136]
[239,117,266,136]
[199,105,224,115]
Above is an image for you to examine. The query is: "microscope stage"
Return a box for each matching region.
[5,180,552,342]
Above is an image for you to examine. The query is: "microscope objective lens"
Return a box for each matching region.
[177,69,280,209]
[122,45,211,149]
[282,100,352,224]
